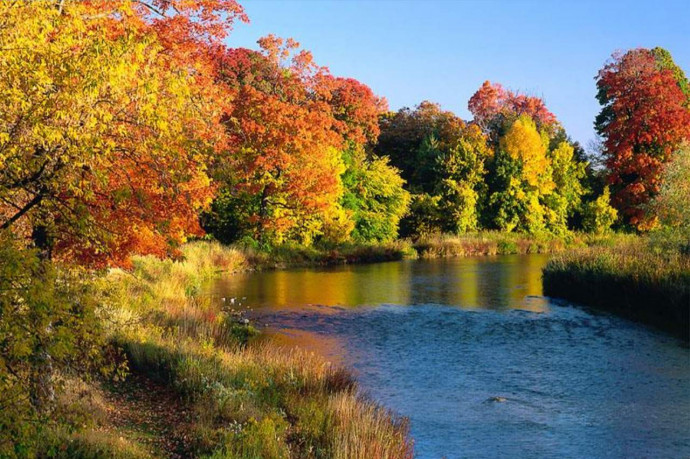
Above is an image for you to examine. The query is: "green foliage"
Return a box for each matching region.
[375,101,464,193]
[340,146,411,243]
[485,149,525,232]
[202,188,258,245]
[434,125,489,233]
[0,233,106,457]
[647,142,690,251]
[582,187,618,235]
[399,194,444,238]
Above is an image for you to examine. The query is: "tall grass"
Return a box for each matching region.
[543,238,690,339]
[413,231,573,258]
[245,239,417,268]
[77,241,414,458]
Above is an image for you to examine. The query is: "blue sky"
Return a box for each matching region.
[226,0,690,148]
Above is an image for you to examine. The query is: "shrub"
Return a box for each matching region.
[0,233,107,457]
[582,187,618,234]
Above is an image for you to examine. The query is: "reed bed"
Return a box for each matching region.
[543,238,690,339]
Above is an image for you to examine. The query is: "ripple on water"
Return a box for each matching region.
[220,256,690,458]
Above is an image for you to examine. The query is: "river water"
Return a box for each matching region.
[213,255,690,458]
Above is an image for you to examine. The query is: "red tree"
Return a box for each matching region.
[468,81,557,136]
[595,48,690,227]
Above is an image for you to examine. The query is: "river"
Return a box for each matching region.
[213,254,690,458]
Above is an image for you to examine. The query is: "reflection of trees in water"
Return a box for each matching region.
[213,255,549,313]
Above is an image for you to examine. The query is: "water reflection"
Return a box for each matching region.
[212,254,690,458]
[213,254,550,312]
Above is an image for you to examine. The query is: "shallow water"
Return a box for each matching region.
[213,255,690,458]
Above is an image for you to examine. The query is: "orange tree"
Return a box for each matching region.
[209,36,381,245]
[0,0,246,267]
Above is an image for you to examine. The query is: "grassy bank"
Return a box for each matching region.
[245,240,417,268]
[44,242,413,458]
[238,231,619,268]
[410,231,626,258]
[37,231,642,456]
[543,239,690,340]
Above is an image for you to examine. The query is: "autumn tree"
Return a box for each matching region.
[484,115,586,234]
[595,47,690,228]
[486,115,552,232]
[468,81,559,141]
[324,76,387,145]
[0,0,248,267]
[208,38,344,245]
[0,0,244,437]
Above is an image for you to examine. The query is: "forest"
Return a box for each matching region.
[1,1,689,457]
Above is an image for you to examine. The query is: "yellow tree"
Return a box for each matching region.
[489,115,554,232]
[0,1,224,267]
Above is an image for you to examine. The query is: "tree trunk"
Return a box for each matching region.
[30,223,55,413]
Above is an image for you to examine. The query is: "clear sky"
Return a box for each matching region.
[226,0,690,148]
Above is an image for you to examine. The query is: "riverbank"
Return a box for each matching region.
[543,239,690,340]
[38,231,675,456]
[42,242,413,458]
[242,231,616,269]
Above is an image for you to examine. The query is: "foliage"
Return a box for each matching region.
[0,233,106,457]
[647,142,690,249]
[468,80,560,139]
[208,37,392,247]
[0,1,240,267]
[434,124,490,233]
[211,41,343,245]
[582,187,618,235]
[375,101,465,193]
[545,141,587,231]
[339,147,411,243]
[595,47,690,228]
[399,194,445,238]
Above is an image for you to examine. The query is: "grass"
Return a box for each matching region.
[210,230,620,269]
[543,237,690,340]
[409,231,627,258]
[244,239,417,268]
[46,241,413,458]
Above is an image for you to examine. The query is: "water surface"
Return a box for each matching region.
[214,255,690,458]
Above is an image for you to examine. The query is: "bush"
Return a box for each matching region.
[582,187,618,234]
[0,232,107,457]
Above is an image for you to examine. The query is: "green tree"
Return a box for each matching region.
[375,101,464,193]
[582,187,618,235]
[339,147,410,243]
[486,116,554,233]
[543,141,587,233]
[434,125,490,233]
